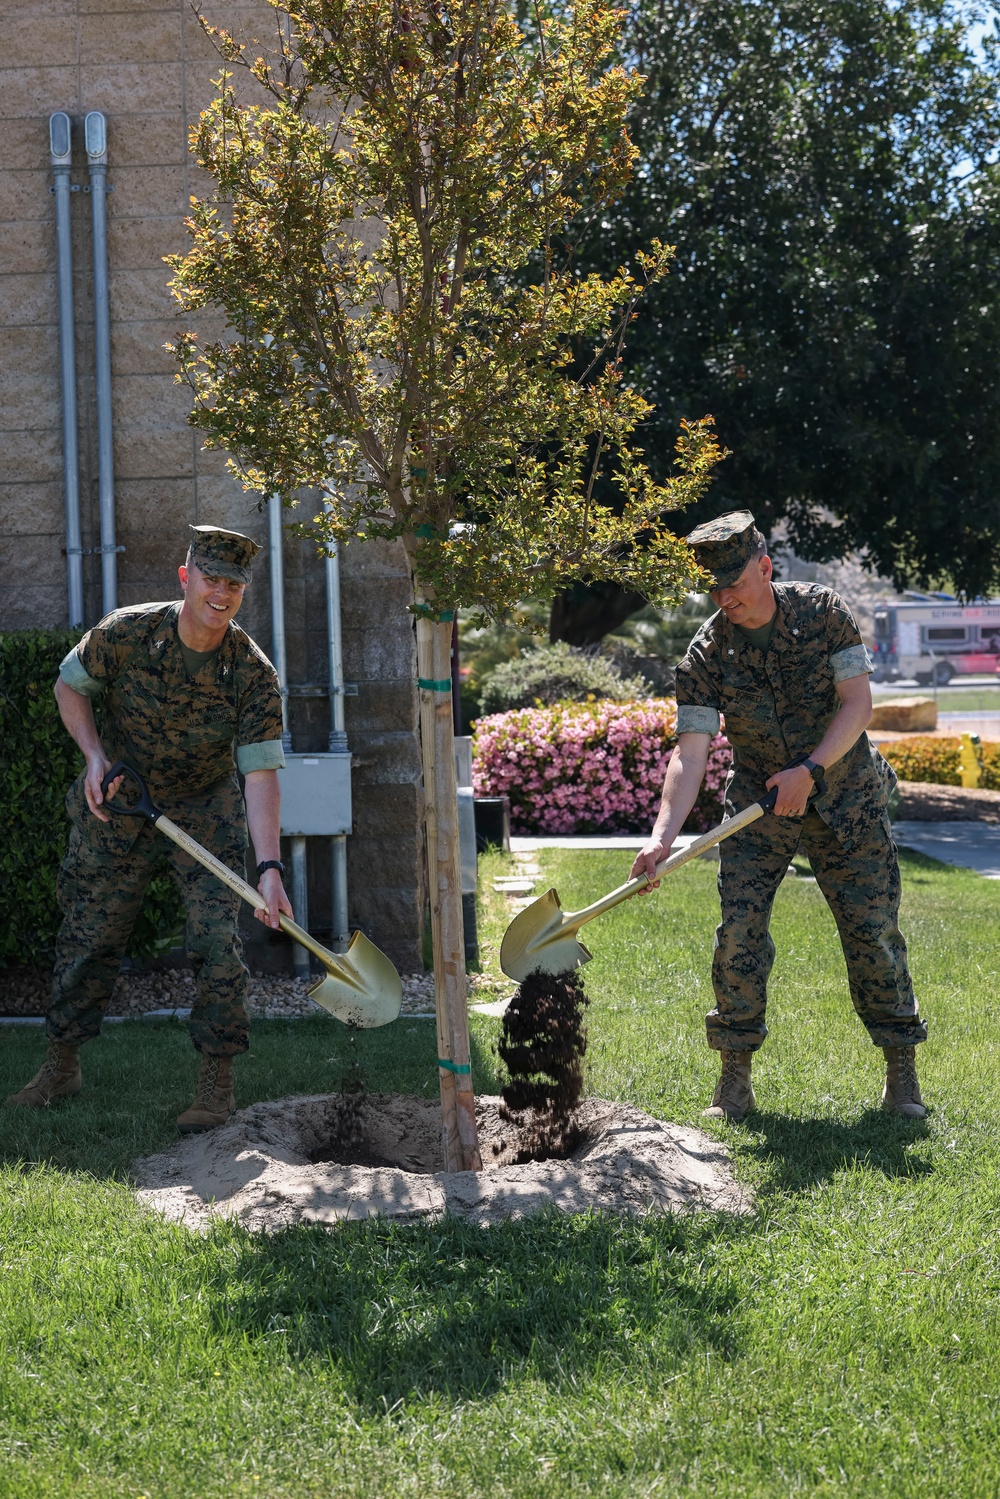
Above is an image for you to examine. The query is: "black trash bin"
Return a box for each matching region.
[474,796,511,854]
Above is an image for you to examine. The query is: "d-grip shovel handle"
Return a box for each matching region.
[100,760,162,820]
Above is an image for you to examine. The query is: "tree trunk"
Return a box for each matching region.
[416,611,483,1172]
[549,580,648,646]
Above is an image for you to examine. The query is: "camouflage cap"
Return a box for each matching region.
[188,525,261,585]
[686,510,766,590]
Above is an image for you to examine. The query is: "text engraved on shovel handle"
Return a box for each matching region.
[153,815,267,909]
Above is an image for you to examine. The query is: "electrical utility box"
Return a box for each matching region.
[277,753,352,836]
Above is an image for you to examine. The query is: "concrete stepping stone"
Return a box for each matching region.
[470,996,514,1017]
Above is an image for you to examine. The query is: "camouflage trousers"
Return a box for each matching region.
[47,814,249,1057]
[707,808,927,1053]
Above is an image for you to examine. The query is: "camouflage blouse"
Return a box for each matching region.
[59,601,284,844]
[675,583,895,850]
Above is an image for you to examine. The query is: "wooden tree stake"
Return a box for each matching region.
[417,611,483,1173]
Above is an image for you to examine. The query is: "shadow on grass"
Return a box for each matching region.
[203,1207,741,1407]
[744,1109,932,1194]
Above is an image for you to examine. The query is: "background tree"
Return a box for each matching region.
[169,0,722,1169]
[555,0,1000,642]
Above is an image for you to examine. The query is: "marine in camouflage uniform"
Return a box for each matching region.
[7,526,289,1130]
[633,510,926,1120]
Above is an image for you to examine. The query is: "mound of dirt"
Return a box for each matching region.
[133,1094,750,1231]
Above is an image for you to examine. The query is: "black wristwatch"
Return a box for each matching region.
[803,757,825,784]
[256,859,286,879]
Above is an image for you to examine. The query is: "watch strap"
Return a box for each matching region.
[256,859,285,878]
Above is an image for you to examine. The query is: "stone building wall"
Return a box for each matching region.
[0,0,425,971]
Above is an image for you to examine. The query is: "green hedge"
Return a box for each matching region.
[0,631,184,967]
[479,640,651,714]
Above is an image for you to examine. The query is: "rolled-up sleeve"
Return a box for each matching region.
[237,739,286,773]
[831,643,874,681]
[676,703,721,735]
[59,645,104,698]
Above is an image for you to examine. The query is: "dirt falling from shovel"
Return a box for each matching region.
[313,1026,367,1160]
[497,968,590,1162]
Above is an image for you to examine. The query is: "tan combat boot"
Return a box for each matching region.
[176,1055,235,1134]
[703,1050,756,1121]
[5,1040,82,1108]
[882,1046,926,1118]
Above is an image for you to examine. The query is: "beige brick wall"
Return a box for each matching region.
[0,1,425,969]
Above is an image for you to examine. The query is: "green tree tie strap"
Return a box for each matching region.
[438,1058,472,1074]
[418,677,453,693]
[411,603,456,622]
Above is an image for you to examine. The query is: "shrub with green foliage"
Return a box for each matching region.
[880,735,1000,789]
[478,641,651,715]
[880,737,961,786]
[0,631,185,967]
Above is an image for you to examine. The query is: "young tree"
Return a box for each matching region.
[168,0,721,1169]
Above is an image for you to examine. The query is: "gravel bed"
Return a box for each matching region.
[0,966,501,1020]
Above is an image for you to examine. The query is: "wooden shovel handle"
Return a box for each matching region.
[151,813,265,910]
[567,787,779,930]
[99,761,330,967]
[151,813,335,966]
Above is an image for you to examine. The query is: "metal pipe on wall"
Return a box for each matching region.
[289,836,310,980]
[269,495,308,978]
[49,112,84,629]
[324,520,350,952]
[85,112,120,615]
[268,494,293,753]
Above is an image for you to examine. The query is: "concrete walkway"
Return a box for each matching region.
[511,833,700,853]
[891,820,1000,879]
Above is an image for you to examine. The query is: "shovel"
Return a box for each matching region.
[500,786,786,982]
[99,761,402,1028]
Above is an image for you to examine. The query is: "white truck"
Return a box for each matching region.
[872,598,1000,684]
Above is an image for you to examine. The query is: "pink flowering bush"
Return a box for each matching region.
[472,700,732,835]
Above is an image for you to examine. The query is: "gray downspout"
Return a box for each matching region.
[269,495,308,979]
[50,112,84,629]
[268,494,293,753]
[324,517,350,953]
[85,112,120,615]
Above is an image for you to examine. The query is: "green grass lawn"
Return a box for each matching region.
[2,846,1000,1497]
[872,683,1000,713]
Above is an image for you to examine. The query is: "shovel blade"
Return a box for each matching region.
[499,888,594,983]
[307,929,402,1028]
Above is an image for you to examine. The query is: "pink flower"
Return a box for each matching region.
[472,700,731,835]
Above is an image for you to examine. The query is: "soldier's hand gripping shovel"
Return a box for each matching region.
[501,784,790,982]
[100,761,402,1028]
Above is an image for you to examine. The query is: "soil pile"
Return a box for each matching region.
[133,1093,750,1231]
